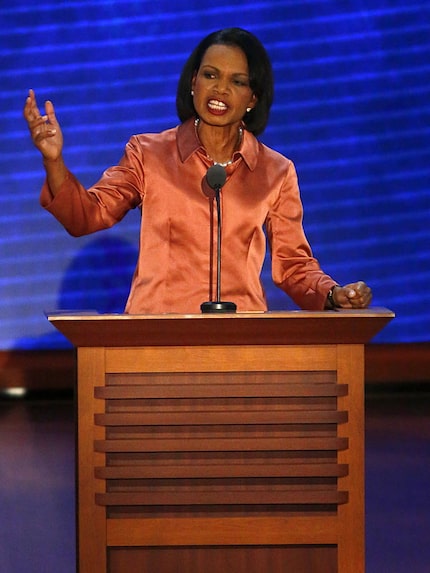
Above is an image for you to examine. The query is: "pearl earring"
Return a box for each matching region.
[191,90,194,96]
[246,107,252,113]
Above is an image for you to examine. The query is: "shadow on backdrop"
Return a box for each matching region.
[15,235,138,349]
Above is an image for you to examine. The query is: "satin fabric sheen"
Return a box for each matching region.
[40,118,336,314]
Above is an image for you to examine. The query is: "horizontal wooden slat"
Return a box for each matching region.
[95,410,348,426]
[94,436,348,453]
[95,382,346,399]
[95,462,349,479]
[105,345,337,373]
[96,489,348,506]
[105,451,339,465]
[105,369,338,384]
[106,515,340,546]
[104,402,338,415]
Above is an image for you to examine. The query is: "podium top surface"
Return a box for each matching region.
[47,308,394,347]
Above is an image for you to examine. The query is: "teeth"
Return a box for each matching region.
[208,99,227,111]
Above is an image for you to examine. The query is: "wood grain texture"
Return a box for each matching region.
[49,311,392,573]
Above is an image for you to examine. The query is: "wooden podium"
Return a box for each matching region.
[49,309,393,573]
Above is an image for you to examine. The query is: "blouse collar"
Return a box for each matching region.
[176,117,259,171]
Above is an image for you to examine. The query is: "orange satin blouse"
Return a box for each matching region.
[40,118,336,313]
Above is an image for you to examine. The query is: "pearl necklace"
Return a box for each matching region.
[194,118,243,166]
[214,159,233,167]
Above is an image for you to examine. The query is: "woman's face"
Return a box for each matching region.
[191,43,257,128]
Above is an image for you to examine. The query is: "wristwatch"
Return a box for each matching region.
[327,286,339,309]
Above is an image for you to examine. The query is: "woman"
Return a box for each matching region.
[23,27,372,313]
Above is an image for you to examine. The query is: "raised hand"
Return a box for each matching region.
[23,89,63,161]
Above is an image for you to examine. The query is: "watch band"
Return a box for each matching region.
[327,286,339,309]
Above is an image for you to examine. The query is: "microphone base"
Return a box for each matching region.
[200,301,237,314]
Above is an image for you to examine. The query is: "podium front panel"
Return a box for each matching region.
[77,343,362,573]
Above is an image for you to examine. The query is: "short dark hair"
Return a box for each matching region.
[176,28,274,136]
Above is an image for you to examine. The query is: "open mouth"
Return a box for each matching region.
[208,99,228,114]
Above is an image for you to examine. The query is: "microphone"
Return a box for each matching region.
[206,163,227,190]
[201,163,226,199]
[200,165,237,314]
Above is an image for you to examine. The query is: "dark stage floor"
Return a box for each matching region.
[0,387,429,572]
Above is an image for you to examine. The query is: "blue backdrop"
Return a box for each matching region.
[1,0,429,349]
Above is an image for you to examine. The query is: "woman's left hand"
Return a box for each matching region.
[333,281,372,309]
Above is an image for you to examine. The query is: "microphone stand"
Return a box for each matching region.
[201,167,237,314]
